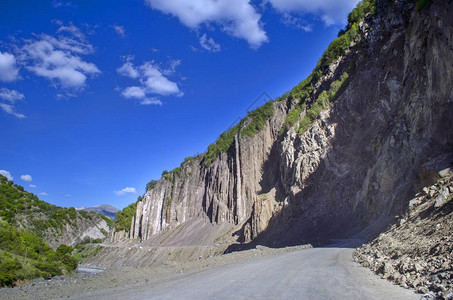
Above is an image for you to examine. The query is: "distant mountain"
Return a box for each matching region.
[77,204,119,220]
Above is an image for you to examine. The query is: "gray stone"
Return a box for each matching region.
[32,278,46,285]
[435,187,449,208]
[414,263,424,273]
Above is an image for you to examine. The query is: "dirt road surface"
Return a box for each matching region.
[71,246,419,300]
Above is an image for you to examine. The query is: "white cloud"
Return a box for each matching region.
[0,170,13,181]
[140,98,162,105]
[39,192,48,196]
[51,0,73,8]
[116,61,139,79]
[0,52,19,82]
[199,34,221,52]
[144,0,268,48]
[121,86,146,99]
[19,24,100,89]
[57,24,86,40]
[0,103,26,119]
[29,184,37,188]
[141,62,181,96]
[117,58,183,105]
[114,187,137,196]
[281,13,313,31]
[113,25,126,37]
[162,59,181,76]
[20,174,32,182]
[267,0,360,26]
[0,88,25,104]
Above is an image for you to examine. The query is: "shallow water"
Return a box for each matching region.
[77,267,104,274]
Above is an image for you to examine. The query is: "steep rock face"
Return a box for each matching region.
[126,103,287,241]
[244,0,453,246]
[118,0,453,247]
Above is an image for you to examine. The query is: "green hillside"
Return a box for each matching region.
[0,174,108,286]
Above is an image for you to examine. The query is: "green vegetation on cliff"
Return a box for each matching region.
[0,175,81,286]
[298,73,349,135]
[113,201,138,232]
[281,0,376,136]
[203,100,274,166]
[146,180,158,191]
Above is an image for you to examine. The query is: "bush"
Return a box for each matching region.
[146,180,158,191]
[204,123,241,166]
[99,214,113,228]
[33,260,61,279]
[56,244,73,257]
[281,0,375,137]
[113,202,137,232]
[162,170,172,181]
[68,207,77,220]
[203,101,274,166]
[171,167,181,177]
[347,0,376,25]
[182,156,195,167]
[0,223,79,286]
[78,210,92,220]
[280,104,306,135]
[61,254,78,271]
[0,255,20,287]
[274,91,290,102]
[240,101,274,137]
[298,73,349,135]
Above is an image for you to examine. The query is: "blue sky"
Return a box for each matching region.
[0,0,359,209]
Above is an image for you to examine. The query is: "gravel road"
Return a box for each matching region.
[71,246,419,300]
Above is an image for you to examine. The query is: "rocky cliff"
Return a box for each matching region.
[113,0,453,249]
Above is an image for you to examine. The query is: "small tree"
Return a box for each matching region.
[146,180,158,191]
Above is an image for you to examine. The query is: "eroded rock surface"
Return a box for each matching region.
[354,175,453,299]
[112,0,453,256]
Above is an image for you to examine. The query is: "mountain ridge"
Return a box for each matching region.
[77,205,119,220]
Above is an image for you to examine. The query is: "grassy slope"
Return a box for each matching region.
[0,174,109,286]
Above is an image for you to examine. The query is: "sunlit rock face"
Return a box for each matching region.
[113,0,453,247]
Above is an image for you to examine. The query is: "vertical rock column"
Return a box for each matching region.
[234,134,244,223]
